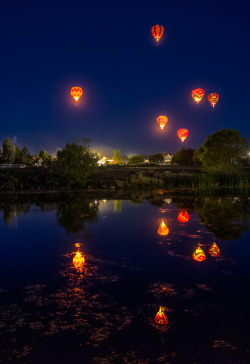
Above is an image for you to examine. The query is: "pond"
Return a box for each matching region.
[0,192,250,363]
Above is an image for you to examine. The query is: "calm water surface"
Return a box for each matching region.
[0,193,250,363]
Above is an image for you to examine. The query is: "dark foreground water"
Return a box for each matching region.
[0,192,250,363]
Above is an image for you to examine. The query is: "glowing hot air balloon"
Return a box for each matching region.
[158,220,169,236]
[192,88,204,104]
[71,87,83,103]
[177,129,189,142]
[208,93,219,108]
[192,245,206,262]
[73,251,85,272]
[154,306,168,325]
[208,242,220,257]
[151,25,164,43]
[178,210,189,223]
[157,115,168,130]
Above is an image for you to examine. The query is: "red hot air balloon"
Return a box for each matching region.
[71,87,83,103]
[157,115,168,130]
[178,210,189,223]
[177,129,189,142]
[208,93,219,108]
[151,25,164,43]
[192,88,205,104]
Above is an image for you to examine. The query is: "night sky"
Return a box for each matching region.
[1,0,250,156]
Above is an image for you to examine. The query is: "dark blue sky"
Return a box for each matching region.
[0,0,249,156]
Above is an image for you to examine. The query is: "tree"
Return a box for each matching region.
[2,138,12,163]
[39,150,52,167]
[1,137,22,164]
[56,196,99,233]
[128,155,144,165]
[172,148,195,166]
[14,145,21,163]
[197,129,248,173]
[149,153,164,164]
[20,146,32,164]
[57,140,97,187]
[113,149,122,164]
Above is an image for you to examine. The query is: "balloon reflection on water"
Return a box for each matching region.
[178,210,189,223]
[192,245,206,262]
[73,252,85,272]
[72,243,85,272]
[154,306,168,326]
[208,242,220,257]
[158,220,169,236]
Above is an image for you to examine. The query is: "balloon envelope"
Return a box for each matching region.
[191,88,204,104]
[208,93,219,108]
[151,25,164,43]
[177,129,189,142]
[157,115,168,130]
[71,86,83,102]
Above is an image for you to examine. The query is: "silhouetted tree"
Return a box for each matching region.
[149,153,164,164]
[196,129,248,173]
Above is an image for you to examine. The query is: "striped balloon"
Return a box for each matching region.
[177,128,189,142]
[71,87,83,102]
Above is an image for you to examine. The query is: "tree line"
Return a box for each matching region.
[0,129,249,190]
[120,129,249,174]
[0,137,53,166]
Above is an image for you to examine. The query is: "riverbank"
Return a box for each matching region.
[0,166,250,193]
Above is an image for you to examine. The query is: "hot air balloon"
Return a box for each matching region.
[73,251,85,271]
[158,220,169,236]
[157,115,168,130]
[178,210,189,223]
[208,242,220,257]
[208,93,219,108]
[71,87,83,103]
[154,306,168,325]
[177,129,189,142]
[151,25,164,43]
[192,88,204,104]
[192,245,206,262]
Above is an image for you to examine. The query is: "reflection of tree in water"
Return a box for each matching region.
[114,200,122,212]
[0,202,31,225]
[171,196,195,213]
[194,197,250,240]
[56,197,99,233]
[129,198,143,206]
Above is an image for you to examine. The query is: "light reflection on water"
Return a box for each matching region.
[0,192,250,363]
